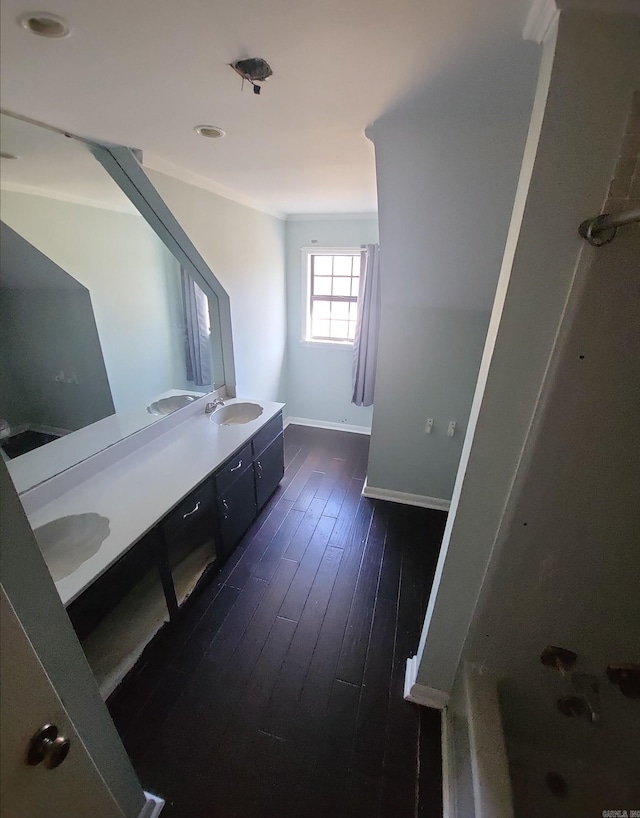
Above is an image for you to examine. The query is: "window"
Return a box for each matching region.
[304,249,361,343]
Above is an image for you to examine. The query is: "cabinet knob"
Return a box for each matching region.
[27,724,71,769]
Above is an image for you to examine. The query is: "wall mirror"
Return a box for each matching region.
[0,112,232,494]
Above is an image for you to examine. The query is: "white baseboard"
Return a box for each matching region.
[139,791,165,818]
[284,416,371,435]
[404,655,450,709]
[362,478,450,512]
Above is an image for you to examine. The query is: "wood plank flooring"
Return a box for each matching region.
[107,424,445,818]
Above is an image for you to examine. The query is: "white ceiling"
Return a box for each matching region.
[0,114,135,212]
[0,0,533,216]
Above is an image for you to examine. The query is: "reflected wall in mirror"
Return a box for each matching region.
[0,113,226,491]
[0,223,115,451]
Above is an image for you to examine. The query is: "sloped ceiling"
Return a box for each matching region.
[1,0,534,216]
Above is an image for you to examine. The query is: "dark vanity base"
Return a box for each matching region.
[67,412,285,697]
[1,430,61,459]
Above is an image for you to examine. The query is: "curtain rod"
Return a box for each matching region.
[579,207,640,246]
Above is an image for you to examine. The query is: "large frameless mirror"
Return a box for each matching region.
[0,113,232,493]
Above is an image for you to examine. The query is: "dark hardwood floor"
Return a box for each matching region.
[107,424,445,818]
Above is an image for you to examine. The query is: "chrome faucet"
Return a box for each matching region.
[205,397,225,414]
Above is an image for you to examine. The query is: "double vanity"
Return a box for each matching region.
[1,111,281,700]
[24,396,285,698]
[2,157,280,694]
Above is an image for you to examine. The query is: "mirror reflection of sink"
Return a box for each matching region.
[210,402,263,426]
[33,513,110,582]
[146,395,200,415]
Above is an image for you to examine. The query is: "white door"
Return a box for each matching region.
[0,587,125,818]
[0,460,145,818]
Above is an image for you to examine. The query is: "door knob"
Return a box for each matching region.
[27,724,71,769]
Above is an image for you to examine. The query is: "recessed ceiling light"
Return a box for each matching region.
[0,152,19,160]
[19,12,70,38]
[194,125,226,139]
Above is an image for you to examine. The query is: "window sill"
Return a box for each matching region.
[300,339,353,351]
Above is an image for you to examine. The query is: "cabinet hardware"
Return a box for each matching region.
[257,461,262,475]
[222,499,229,519]
[182,501,201,519]
[230,460,243,473]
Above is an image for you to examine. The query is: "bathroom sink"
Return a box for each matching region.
[146,394,200,415]
[210,402,263,426]
[33,513,110,582]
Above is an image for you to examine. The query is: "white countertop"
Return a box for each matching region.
[26,398,284,607]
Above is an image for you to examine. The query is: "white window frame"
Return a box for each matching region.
[300,246,361,349]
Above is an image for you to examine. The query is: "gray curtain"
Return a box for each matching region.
[352,244,381,407]
[181,268,211,387]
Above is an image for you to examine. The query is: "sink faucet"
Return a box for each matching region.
[205,397,225,414]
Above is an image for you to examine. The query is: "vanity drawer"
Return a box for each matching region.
[159,478,217,614]
[162,478,216,560]
[215,443,252,496]
[252,412,283,458]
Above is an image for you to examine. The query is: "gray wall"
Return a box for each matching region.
[365,48,538,501]
[145,170,287,403]
[1,191,193,414]
[370,305,490,500]
[467,212,640,775]
[0,224,114,432]
[285,216,378,427]
[413,8,640,711]
[461,64,640,774]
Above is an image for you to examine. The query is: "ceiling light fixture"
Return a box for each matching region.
[194,125,226,139]
[0,152,19,160]
[229,58,273,96]
[19,12,70,38]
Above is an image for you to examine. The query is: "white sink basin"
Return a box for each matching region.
[146,395,200,415]
[210,402,263,426]
[33,513,110,581]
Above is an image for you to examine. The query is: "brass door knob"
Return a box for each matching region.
[27,724,71,769]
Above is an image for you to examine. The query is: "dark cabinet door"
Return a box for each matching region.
[217,464,257,559]
[255,432,284,511]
